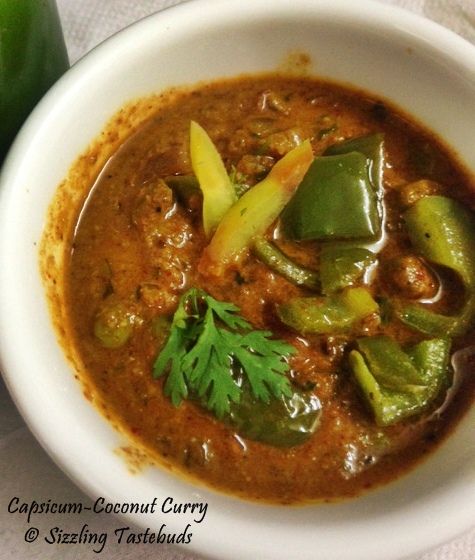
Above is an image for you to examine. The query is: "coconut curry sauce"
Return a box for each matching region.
[64,75,475,503]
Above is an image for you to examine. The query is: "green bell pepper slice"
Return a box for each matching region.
[281,151,381,241]
[280,134,384,242]
[350,351,420,427]
[398,196,475,336]
[277,287,379,334]
[225,386,321,447]
[253,237,320,289]
[407,338,451,402]
[253,240,375,293]
[320,246,376,295]
[355,336,423,389]
[350,336,451,426]
[325,133,384,198]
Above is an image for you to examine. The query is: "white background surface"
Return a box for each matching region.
[1,1,475,559]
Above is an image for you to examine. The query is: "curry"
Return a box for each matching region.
[63,75,475,503]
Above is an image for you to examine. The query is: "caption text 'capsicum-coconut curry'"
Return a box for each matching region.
[55,74,475,503]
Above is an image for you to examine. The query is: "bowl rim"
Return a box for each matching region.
[1,1,475,559]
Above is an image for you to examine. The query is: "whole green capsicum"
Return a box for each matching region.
[397,196,475,337]
[0,0,69,162]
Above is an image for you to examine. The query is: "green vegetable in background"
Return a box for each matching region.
[153,288,294,418]
[350,336,451,426]
[277,287,379,334]
[398,196,475,336]
[0,0,69,163]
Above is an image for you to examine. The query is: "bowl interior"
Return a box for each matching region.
[0,1,474,559]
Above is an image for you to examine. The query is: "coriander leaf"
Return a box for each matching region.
[153,326,189,406]
[223,329,293,402]
[205,296,251,331]
[182,308,241,418]
[152,288,294,418]
[152,291,196,405]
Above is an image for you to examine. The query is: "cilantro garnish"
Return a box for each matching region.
[153,288,294,418]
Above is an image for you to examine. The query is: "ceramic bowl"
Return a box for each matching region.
[1,1,474,559]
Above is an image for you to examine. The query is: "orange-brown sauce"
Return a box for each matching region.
[62,75,475,503]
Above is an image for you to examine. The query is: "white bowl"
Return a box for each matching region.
[1,1,475,559]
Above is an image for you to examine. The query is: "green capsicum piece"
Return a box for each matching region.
[281,151,381,241]
[253,240,375,293]
[320,246,376,295]
[398,196,475,336]
[407,338,451,401]
[253,237,320,289]
[277,287,379,334]
[350,351,419,426]
[325,133,384,199]
[225,385,321,447]
[280,134,384,242]
[165,175,200,203]
[350,336,451,426]
[355,336,423,389]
